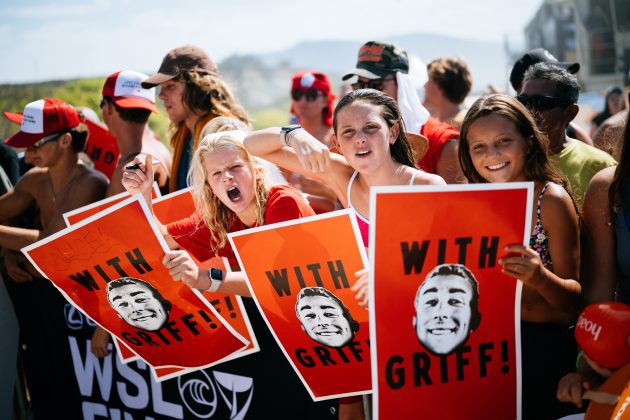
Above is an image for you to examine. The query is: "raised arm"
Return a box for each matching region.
[244,127,338,182]
[122,154,178,249]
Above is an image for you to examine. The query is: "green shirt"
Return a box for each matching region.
[549,139,616,210]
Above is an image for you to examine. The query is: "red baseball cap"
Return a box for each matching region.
[102,70,158,113]
[3,98,80,148]
[290,71,336,126]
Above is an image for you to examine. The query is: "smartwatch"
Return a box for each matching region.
[207,268,223,292]
[279,124,302,146]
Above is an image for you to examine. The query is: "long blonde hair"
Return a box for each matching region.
[188,131,268,252]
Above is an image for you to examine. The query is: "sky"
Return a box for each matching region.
[0,0,545,84]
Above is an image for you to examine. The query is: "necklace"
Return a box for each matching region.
[49,167,79,202]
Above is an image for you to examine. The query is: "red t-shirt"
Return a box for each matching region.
[419,116,460,174]
[167,185,315,267]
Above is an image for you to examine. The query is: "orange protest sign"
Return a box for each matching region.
[369,183,532,420]
[63,184,161,227]
[153,188,260,360]
[23,195,248,378]
[84,119,119,180]
[229,210,370,401]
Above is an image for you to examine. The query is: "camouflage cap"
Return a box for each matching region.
[342,41,409,81]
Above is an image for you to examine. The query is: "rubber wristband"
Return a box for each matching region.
[575,350,584,370]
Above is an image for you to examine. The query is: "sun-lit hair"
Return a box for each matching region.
[459,93,568,189]
[168,71,250,191]
[188,131,269,251]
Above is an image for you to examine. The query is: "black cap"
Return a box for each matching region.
[510,48,580,91]
[342,41,409,81]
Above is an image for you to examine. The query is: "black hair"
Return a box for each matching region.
[102,96,151,124]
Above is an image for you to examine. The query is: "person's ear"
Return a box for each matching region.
[564,103,579,124]
[390,122,400,144]
[331,133,339,148]
[412,315,417,329]
[59,132,72,148]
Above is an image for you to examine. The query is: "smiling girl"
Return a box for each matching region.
[459,93,582,418]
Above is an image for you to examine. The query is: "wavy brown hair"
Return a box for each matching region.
[168,71,250,191]
[188,132,268,252]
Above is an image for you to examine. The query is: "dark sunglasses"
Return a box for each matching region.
[291,89,322,102]
[30,131,66,149]
[516,95,572,111]
[351,75,396,91]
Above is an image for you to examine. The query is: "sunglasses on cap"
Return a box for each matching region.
[30,131,67,150]
[351,75,396,91]
[291,89,323,102]
[516,95,572,111]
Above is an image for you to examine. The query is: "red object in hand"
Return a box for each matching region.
[575,302,630,370]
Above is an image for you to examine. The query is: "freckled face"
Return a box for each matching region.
[204,147,256,218]
[466,114,529,183]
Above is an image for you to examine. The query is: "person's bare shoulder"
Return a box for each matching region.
[14,166,49,190]
[583,166,615,211]
[540,183,577,222]
[413,170,447,186]
[75,164,108,197]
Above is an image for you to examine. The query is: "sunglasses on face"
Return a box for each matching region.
[516,95,572,111]
[291,89,322,102]
[351,75,396,91]
[30,131,66,149]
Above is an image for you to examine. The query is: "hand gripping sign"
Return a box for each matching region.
[369,183,533,420]
[23,195,248,378]
[228,210,370,401]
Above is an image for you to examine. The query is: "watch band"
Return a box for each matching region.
[280,125,302,147]
[207,268,223,292]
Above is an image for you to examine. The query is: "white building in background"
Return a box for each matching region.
[524,0,629,91]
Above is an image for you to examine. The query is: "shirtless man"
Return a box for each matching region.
[100,70,172,196]
[0,98,108,250]
[0,98,107,418]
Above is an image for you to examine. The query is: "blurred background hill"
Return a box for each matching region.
[0,33,505,143]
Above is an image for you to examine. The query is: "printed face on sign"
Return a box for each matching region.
[413,264,481,355]
[107,277,172,331]
[296,287,358,348]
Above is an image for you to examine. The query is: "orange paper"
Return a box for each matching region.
[229,210,370,401]
[369,183,532,420]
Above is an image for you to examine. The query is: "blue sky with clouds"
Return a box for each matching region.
[0,0,544,83]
